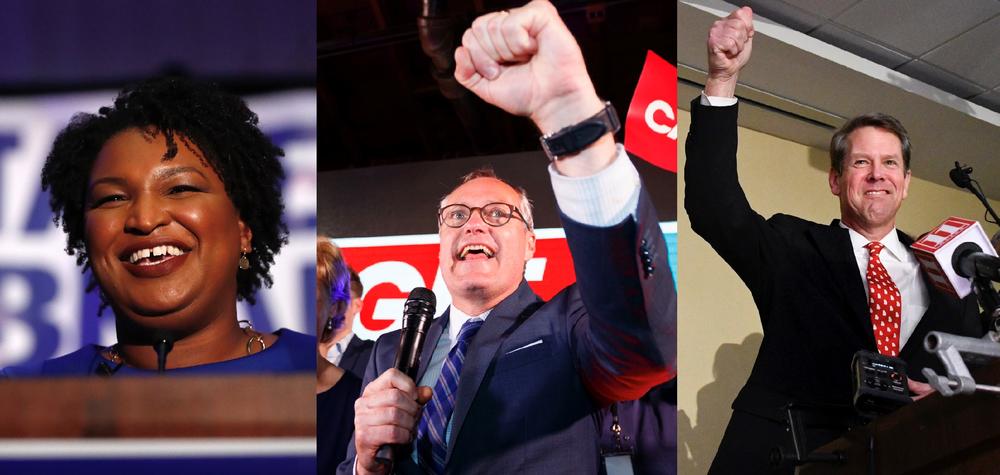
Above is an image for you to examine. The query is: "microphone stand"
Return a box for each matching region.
[951,161,1000,225]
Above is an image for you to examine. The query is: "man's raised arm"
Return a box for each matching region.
[455,0,674,404]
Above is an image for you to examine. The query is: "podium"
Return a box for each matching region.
[0,374,316,474]
[800,363,1000,474]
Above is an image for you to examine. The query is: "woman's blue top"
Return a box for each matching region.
[3,328,314,377]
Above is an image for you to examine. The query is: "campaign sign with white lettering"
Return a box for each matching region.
[0,90,317,368]
[625,50,678,173]
[337,223,677,341]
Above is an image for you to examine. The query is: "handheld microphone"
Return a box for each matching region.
[375,287,437,467]
[911,217,998,298]
[391,287,437,380]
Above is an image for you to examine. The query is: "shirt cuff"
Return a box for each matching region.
[700,92,738,107]
[548,144,640,227]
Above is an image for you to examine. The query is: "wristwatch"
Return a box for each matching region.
[539,101,620,161]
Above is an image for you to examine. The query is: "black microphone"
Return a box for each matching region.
[375,287,437,467]
[391,287,437,380]
[952,242,1000,283]
[950,161,973,189]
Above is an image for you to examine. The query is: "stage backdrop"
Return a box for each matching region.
[320,150,677,341]
[337,224,677,340]
[0,89,316,368]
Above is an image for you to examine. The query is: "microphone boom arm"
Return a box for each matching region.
[922,331,1000,396]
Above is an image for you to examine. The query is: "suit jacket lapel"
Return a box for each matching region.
[446,280,541,459]
[340,336,362,369]
[810,221,875,347]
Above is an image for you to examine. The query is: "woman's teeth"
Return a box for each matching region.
[129,245,185,265]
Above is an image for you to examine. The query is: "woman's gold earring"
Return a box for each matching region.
[239,250,250,270]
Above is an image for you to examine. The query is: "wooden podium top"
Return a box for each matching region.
[801,362,1000,474]
[0,373,315,438]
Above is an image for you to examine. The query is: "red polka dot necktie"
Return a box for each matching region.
[865,242,901,356]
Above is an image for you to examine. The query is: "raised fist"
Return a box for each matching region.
[454,0,603,135]
[705,6,754,97]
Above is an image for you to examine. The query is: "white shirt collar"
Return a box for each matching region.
[334,330,354,350]
[447,304,490,347]
[840,222,910,263]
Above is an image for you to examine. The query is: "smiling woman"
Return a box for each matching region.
[4,77,314,376]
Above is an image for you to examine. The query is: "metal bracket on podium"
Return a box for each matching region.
[769,404,850,469]
[922,331,1000,396]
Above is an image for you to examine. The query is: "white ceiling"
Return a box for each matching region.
[731,0,1000,111]
[678,0,1000,200]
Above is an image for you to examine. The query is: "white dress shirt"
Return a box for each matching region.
[843,225,929,348]
[548,144,641,227]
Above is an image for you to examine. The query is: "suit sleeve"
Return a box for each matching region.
[336,334,385,475]
[560,179,676,407]
[683,98,782,322]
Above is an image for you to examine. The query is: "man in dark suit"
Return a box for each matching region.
[327,268,374,380]
[340,2,675,474]
[685,7,981,474]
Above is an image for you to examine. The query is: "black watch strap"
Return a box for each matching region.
[539,102,620,160]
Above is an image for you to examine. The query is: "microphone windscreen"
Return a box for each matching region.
[407,287,436,307]
[912,217,997,298]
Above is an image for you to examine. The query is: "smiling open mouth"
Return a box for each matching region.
[458,244,496,260]
[125,245,187,266]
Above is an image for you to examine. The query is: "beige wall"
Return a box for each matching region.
[676,107,1000,473]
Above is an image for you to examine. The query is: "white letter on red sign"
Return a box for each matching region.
[644,100,677,140]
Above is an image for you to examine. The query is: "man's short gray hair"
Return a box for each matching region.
[439,167,534,230]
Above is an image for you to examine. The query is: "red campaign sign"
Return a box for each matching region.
[339,232,578,340]
[625,50,678,172]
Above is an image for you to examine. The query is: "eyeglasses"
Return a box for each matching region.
[438,202,530,229]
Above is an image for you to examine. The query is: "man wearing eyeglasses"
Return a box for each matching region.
[341,2,675,475]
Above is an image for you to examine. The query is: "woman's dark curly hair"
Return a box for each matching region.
[41,76,288,305]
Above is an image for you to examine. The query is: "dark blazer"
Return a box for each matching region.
[339,335,374,381]
[338,187,675,475]
[597,380,677,475]
[684,99,981,473]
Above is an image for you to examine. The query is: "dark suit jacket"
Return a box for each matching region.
[597,380,677,475]
[339,335,374,381]
[338,187,675,474]
[684,99,981,471]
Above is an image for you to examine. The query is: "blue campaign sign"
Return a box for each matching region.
[0,90,317,368]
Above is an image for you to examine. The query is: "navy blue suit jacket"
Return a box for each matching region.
[340,335,374,381]
[338,187,675,474]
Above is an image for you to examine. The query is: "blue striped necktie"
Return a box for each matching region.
[416,318,484,474]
